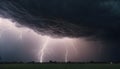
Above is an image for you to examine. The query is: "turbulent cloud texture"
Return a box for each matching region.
[0,0,120,62]
[0,18,104,62]
[0,0,120,40]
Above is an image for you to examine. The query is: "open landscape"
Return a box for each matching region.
[1,64,120,69]
[1,1,120,69]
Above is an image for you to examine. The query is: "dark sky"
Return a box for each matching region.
[0,0,120,62]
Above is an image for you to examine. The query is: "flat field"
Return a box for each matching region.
[0,64,120,69]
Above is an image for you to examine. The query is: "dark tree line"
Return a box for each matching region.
[0,60,119,64]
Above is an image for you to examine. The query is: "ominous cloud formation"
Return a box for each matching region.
[0,18,104,62]
[0,0,120,40]
[0,0,120,61]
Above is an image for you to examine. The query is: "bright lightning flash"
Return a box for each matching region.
[38,37,77,63]
[0,17,78,63]
[65,46,68,62]
[39,36,50,63]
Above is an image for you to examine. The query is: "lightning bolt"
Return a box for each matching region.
[37,37,77,63]
[39,36,50,63]
[64,39,77,62]
[65,47,68,62]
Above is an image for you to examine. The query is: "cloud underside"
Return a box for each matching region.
[0,0,120,41]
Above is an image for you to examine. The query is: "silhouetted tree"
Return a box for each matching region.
[49,60,53,63]
[49,60,57,63]
[27,61,35,64]
[89,61,94,63]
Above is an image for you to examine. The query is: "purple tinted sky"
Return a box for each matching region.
[0,17,104,62]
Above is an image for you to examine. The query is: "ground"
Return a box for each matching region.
[0,64,120,69]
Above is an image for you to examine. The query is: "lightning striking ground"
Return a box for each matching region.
[64,39,77,62]
[65,46,68,62]
[37,37,78,63]
[0,17,79,62]
[0,17,82,62]
[39,37,50,63]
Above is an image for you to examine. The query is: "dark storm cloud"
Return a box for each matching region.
[0,0,120,61]
[0,0,120,40]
